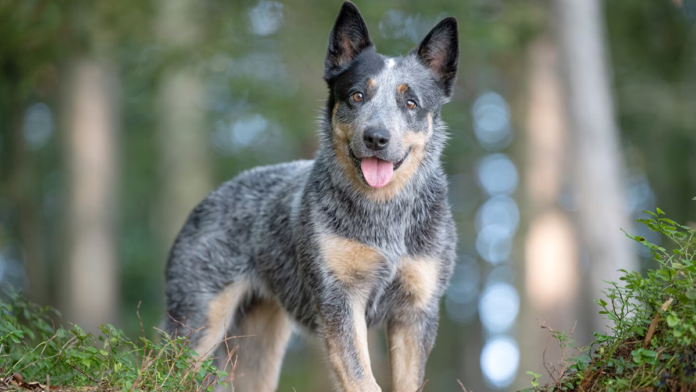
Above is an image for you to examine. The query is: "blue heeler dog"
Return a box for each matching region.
[163,2,458,391]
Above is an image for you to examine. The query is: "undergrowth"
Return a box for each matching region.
[525,200,696,392]
[4,202,696,391]
[0,294,229,391]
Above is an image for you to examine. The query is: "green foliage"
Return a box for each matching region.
[0,290,228,391]
[524,202,696,391]
[526,371,542,388]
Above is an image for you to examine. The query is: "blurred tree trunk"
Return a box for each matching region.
[155,0,212,251]
[63,59,120,333]
[554,0,637,331]
[520,37,580,387]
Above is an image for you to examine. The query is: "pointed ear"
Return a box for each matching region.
[325,1,373,81]
[414,17,459,97]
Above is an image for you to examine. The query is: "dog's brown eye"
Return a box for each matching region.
[352,92,364,102]
[406,100,417,110]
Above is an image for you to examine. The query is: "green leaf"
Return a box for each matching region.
[667,314,681,327]
[686,290,696,301]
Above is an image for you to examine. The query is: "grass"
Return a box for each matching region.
[0,295,230,391]
[524,200,696,392]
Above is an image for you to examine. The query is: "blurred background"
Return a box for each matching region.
[1,0,696,390]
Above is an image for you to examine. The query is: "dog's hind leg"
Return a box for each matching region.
[220,298,292,392]
[163,279,250,365]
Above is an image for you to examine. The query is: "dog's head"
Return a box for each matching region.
[325,2,458,200]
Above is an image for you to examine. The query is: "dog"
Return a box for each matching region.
[162,2,458,391]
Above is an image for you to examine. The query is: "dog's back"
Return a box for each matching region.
[162,2,459,391]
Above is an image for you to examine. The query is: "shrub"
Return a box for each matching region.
[525,200,696,392]
[0,293,229,391]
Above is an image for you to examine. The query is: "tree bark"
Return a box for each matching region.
[554,0,637,331]
[155,0,213,251]
[521,37,580,388]
[63,59,120,332]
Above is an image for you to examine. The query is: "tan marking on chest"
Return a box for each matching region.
[320,235,383,285]
[399,257,440,309]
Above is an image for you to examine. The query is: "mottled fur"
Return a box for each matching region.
[162,2,459,391]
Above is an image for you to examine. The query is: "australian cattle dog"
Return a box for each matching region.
[163,2,459,391]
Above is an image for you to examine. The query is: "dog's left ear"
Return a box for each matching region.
[414,17,459,97]
[325,1,373,81]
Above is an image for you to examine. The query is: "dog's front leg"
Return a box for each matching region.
[387,310,438,392]
[387,257,444,392]
[320,295,381,392]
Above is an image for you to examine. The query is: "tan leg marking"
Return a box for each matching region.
[389,256,440,391]
[193,281,249,362]
[388,324,422,392]
[319,235,382,391]
[320,235,383,286]
[353,301,372,374]
[324,302,381,392]
[232,299,293,392]
[400,257,440,309]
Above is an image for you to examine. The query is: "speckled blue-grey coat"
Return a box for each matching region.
[162,2,459,391]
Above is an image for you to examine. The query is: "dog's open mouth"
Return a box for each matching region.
[349,147,410,188]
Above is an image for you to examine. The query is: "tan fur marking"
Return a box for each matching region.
[352,302,372,372]
[397,83,409,94]
[332,113,433,202]
[324,304,381,392]
[331,124,370,200]
[332,102,340,119]
[320,236,381,390]
[388,325,421,392]
[400,257,439,309]
[367,78,376,89]
[321,235,383,285]
[232,299,293,392]
[193,281,248,362]
[363,113,432,202]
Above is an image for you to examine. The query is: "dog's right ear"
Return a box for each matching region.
[324,1,373,81]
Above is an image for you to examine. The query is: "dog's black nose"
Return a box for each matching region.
[363,128,390,151]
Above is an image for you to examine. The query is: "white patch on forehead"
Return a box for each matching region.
[387,58,396,69]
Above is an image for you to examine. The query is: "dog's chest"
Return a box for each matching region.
[318,234,441,325]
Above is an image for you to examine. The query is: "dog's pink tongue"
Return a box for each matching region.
[361,157,394,188]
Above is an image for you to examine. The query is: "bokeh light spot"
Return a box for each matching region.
[481,335,520,389]
[249,1,284,36]
[477,153,518,196]
[23,103,53,150]
[478,282,519,333]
